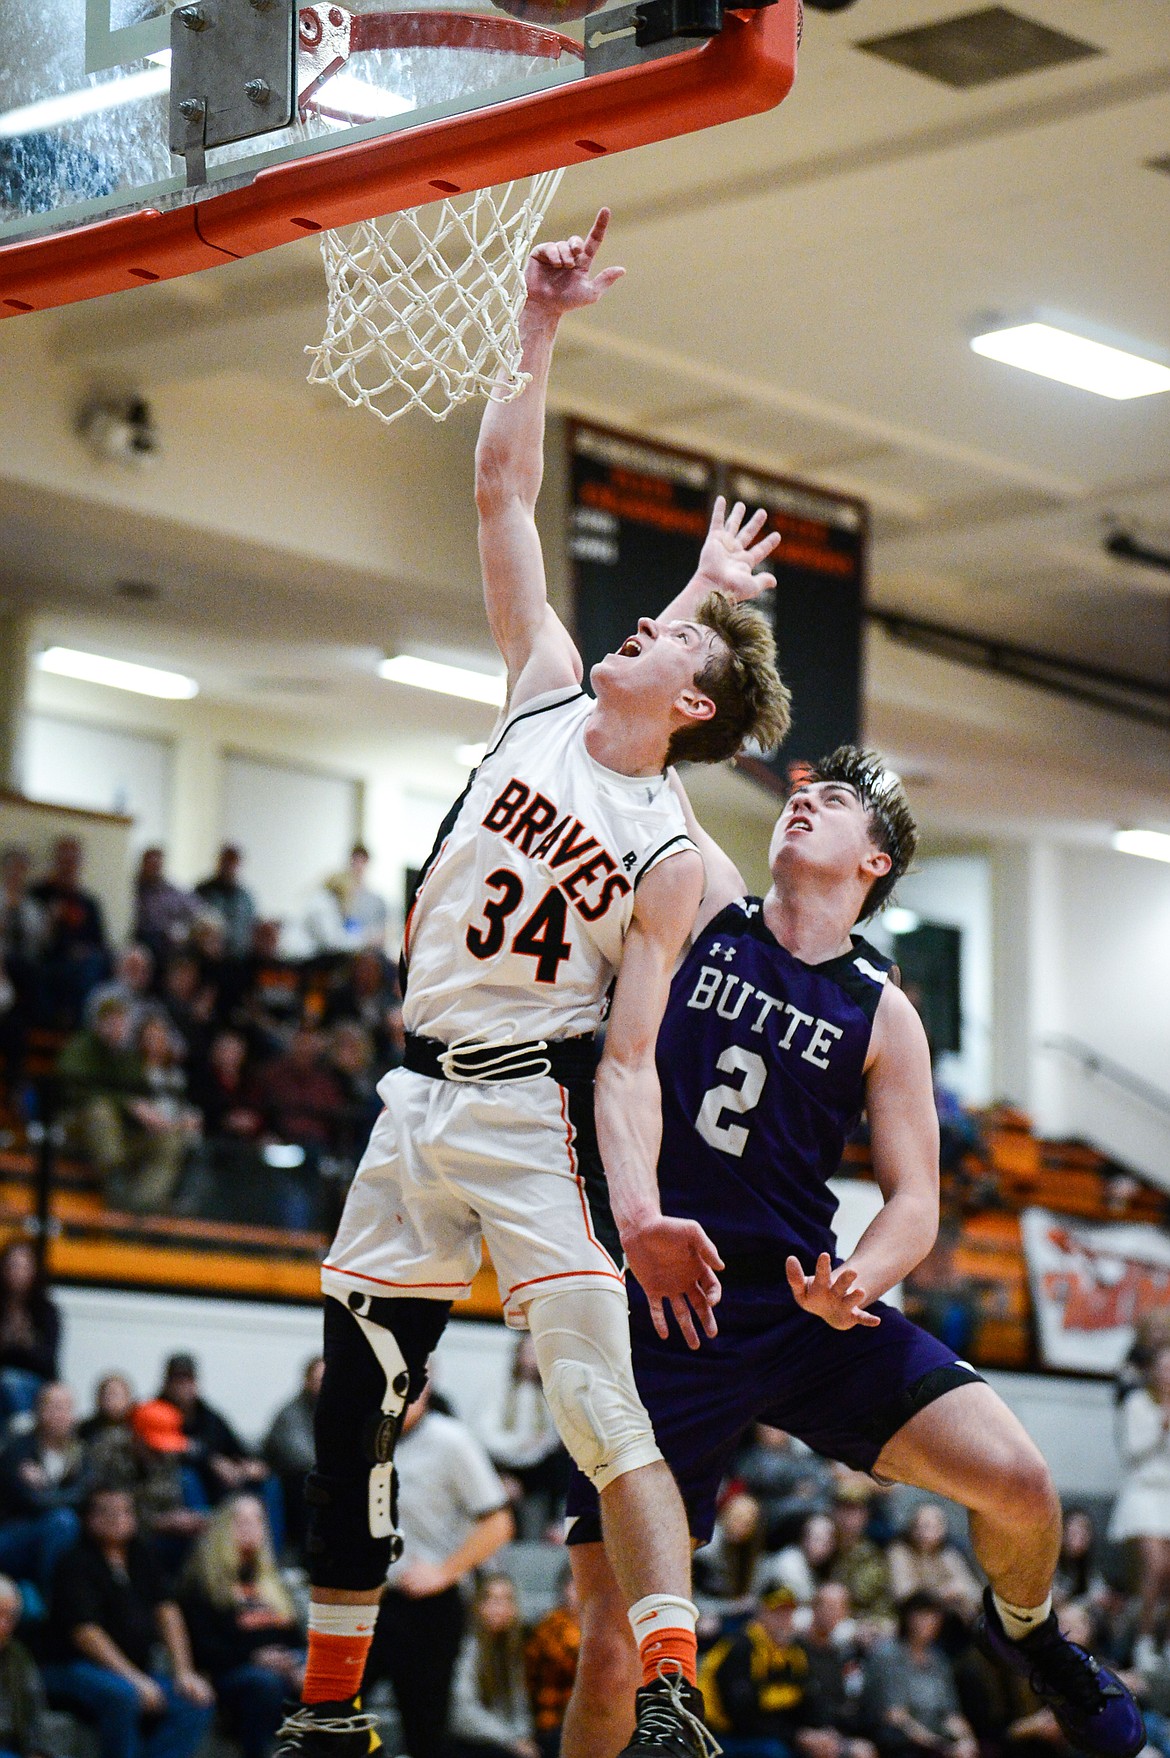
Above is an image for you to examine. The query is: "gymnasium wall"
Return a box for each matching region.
[54,1282,1122,1498]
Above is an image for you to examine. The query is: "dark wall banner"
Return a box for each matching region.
[727,466,866,786]
[568,423,867,795]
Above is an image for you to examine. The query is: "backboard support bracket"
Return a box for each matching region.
[169,0,297,188]
[585,0,775,74]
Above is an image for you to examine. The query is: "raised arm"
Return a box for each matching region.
[475,208,624,709]
[594,850,724,1350]
[657,495,781,625]
[785,982,939,1327]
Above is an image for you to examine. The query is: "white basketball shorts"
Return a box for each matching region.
[321,1067,625,1328]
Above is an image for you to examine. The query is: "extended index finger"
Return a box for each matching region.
[581,207,611,262]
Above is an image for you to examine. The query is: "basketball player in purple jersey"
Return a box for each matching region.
[563,750,1143,1758]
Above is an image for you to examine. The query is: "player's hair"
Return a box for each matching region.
[666,592,792,768]
[806,745,918,920]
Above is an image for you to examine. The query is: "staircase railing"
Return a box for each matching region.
[1041,1034,1170,1124]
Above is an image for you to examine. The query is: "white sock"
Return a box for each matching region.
[993,1591,1052,1641]
[628,1594,699,1644]
[308,1601,379,1638]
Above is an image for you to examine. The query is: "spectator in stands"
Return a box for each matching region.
[763,1514,839,1607]
[0,847,46,1073]
[0,1383,92,1594]
[0,1242,61,1419]
[127,1400,207,1558]
[694,1493,766,1609]
[796,1583,875,1758]
[187,1031,259,1142]
[156,1357,277,1528]
[365,1383,513,1758]
[0,1571,61,1758]
[180,1494,303,1758]
[859,1593,976,1758]
[1053,1507,1108,1610]
[324,1023,381,1166]
[85,948,154,1039]
[159,955,217,1074]
[41,1485,214,1758]
[248,1024,342,1153]
[735,1427,835,1551]
[57,999,189,1214]
[831,1486,893,1629]
[78,1376,138,1494]
[262,1357,322,1562]
[448,1574,538,1758]
[29,838,110,1027]
[236,922,302,1041]
[1111,1343,1170,1671]
[194,848,256,962]
[305,846,388,954]
[477,1336,569,1541]
[701,1584,812,1757]
[525,1566,580,1758]
[131,850,197,967]
[886,1505,981,1623]
[322,949,402,1070]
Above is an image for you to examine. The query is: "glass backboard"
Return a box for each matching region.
[0,0,799,314]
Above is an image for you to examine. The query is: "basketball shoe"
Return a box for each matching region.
[618,1669,721,1758]
[977,1588,1145,1758]
[274,1699,382,1758]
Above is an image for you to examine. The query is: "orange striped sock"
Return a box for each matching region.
[303,1603,379,1705]
[628,1594,700,1687]
[639,1627,698,1687]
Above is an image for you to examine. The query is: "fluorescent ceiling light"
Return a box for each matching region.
[37,646,198,700]
[883,907,921,936]
[313,74,414,121]
[971,322,1170,400]
[378,655,506,707]
[1112,829,1170,865]
[0,66,170,140]
[455,742,488,767]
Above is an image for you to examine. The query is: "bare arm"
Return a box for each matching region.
[595,850,723,1349]
[157,1601,215,1704]
[667,770,746,937]
[786,981,939,1327]
[475,210,624,709]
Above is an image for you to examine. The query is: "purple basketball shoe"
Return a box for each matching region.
[977,1589,1145,1758]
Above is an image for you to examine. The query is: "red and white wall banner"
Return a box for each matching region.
[1022,1208,1170,1373]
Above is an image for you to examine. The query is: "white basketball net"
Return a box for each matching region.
[306,169,565,426]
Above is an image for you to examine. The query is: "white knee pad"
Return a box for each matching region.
[525,1285,662,1493]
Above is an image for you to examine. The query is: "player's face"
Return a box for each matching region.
[769,780,885,890]
[590,617,723,721]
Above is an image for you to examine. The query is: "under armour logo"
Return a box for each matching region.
[709,942,736,963]
[622,851,638,871]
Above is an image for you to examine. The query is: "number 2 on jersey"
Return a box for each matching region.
[466,867,572,984]
[695,1046,768,1157]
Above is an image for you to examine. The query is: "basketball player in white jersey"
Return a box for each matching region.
[277,210,791,1758]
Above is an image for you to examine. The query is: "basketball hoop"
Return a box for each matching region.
[299,6,581,424]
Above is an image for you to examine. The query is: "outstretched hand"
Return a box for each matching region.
[786,1252,881,1331]
[694,496,781,603]
[624,1214,724,1350]
[525,208,625,317]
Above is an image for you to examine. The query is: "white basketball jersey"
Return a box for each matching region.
[402,686,697,1045]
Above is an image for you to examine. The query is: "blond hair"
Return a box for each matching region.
[183,1494,297,1621]
[666,593,791,768]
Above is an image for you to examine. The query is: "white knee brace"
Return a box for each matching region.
[525,1285,662,1493]
[345,1294,411,1557]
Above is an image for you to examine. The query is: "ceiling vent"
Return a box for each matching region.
[857,6,1100,89]
[1149,156,1170,177]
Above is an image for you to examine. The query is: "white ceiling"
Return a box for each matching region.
[1,0,1168,846]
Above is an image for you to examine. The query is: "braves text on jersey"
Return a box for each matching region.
[401,686,697,1046]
